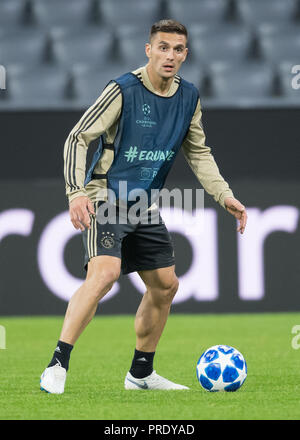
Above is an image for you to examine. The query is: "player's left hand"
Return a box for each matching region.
[224,197,247,234]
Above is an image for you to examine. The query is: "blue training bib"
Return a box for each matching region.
[85,72,199,208]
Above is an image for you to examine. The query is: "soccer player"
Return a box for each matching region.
[40,19,247,394]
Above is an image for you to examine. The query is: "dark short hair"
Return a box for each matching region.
[149,19,188,44]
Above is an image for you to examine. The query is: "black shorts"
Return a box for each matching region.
[82,202,175,274]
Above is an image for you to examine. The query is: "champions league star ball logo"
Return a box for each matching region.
[100,232,115,249]
[136,104,156,127]
[142,104,151,116]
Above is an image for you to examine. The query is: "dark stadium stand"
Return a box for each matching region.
[258,24,300,64]
[207,61,277,107]
[99,0,162,26]
[115,25,151,65]
[236,0,299,26]
[50,27,115,67]
[0,0,299,109]
[0,29,48,67]
[5,66,71,109]
[166,0,229,25]
[189,24,254,65]
[0,0,27,28]
[31,0,94,27]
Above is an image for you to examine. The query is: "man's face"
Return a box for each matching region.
[145,32,188,79]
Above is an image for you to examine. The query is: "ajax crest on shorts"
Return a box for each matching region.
[100,232,115,249]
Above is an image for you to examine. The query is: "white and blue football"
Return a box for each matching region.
[196,345,247,392]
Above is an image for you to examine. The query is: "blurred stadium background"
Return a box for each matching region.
[0,0,299,315]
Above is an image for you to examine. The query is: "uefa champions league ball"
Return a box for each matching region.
[196,345,247,392]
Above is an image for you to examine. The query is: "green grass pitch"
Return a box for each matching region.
[1,313,300,420]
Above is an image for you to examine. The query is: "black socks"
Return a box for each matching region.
[47,340,73,371]
[48,343,154,377]
[129,349,155,379]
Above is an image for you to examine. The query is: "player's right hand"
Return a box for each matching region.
[69,196,95,231]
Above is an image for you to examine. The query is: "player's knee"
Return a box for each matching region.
[96,269,120,287]
[169,277,179,299]
[86,266,120,297]
[103,268,120,287]
[157,277,179,305]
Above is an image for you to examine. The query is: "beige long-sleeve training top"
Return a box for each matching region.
[64,65,234,208]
